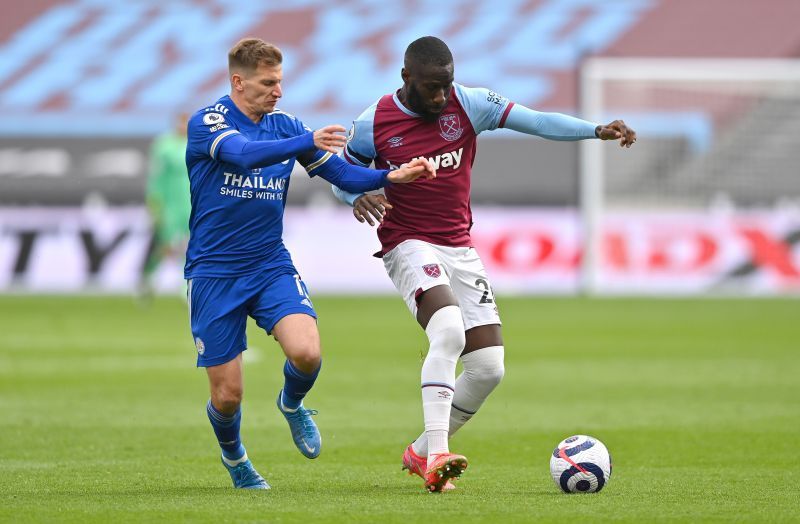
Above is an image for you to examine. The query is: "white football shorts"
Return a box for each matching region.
[383,239,501,330]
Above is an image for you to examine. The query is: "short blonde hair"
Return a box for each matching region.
[228,38,282,73]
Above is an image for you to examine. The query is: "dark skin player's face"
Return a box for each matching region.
[399,61,454,121]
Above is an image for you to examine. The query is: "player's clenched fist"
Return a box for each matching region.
[313,124,347,153]
[386,157,437,183]
[595,120,637,148]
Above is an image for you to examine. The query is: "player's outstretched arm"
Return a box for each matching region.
[595,120,637,148]
[502,105,636,148]
[503,104,636,147]
[386,157,436,183]
[218,132,315,169]
[214,124,346,170]
[305,154,431,194]
[502,104,598,141]
[297,154,394,193]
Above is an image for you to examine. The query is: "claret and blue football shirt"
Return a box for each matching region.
[336,83,598,256]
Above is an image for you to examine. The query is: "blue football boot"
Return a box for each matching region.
[276,390,321,459]
[222,457,270,489]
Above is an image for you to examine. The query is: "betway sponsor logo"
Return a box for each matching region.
[387,147,463,171]
[223,172,285,190]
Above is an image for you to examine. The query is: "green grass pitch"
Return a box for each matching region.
[1,295,798,523]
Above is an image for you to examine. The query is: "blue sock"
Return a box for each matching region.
[206,399,245,461]
[280,359,321,410]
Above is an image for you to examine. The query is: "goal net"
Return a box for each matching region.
[579,58,800,295]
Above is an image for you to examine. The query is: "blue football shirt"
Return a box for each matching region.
[184,95,325,278]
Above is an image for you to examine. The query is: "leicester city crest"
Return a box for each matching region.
[438,113,463,142]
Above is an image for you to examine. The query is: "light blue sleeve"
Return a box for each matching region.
[453,83,512,134]
[332,184,361,207]
[503,104,599,140]
[333,101,379,207]
[343,102,378,166]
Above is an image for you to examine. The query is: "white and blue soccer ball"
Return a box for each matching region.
[550,435,612,493]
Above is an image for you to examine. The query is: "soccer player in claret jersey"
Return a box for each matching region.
[185,37,435,490]
[334,36,635,492]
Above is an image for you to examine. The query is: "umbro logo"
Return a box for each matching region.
[387,136,404,148]
[437,390,452,400]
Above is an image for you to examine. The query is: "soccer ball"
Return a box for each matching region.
[550,435,612,493]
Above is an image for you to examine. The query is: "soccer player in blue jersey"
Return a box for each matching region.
[185,37,435,490]
[334,36,634,492]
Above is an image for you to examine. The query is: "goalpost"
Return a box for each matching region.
[579,58,800,294]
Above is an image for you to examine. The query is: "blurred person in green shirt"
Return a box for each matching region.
[140,113,191,298]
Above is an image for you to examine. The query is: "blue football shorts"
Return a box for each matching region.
[187,266,316,367]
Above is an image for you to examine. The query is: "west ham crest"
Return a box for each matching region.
[422,264,441,278]
[438,113,463,142]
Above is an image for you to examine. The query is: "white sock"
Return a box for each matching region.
[413,345,505,457]
[419,306,465,457]
[221,451,249,467]
[426,430,448,459]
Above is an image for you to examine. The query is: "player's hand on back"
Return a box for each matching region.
[386,157,437,184]
[313,125,347,154]
[353,194,393,226]
[596,120,637,148]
